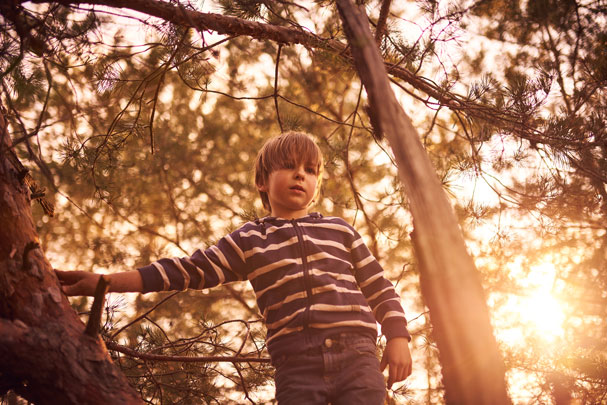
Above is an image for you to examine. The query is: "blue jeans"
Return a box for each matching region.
[273,333,386,404]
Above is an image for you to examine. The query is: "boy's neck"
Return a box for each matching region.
[269,209,310,220]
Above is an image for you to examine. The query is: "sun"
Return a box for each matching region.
[519,289,565,342]
[493,260,566,346]
[519,261,566,340]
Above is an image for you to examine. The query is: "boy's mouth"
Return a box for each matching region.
[290,185,305,192]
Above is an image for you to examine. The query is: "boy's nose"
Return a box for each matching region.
[293,165,305,178]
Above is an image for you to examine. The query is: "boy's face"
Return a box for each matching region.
[258,161,319,219]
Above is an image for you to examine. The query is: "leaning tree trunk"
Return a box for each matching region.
[0,105,142,404]
[336,1,510,403]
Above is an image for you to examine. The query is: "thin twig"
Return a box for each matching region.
[344,84,380,258]
[233,363,255,404]
[274,44,283,132]
[149,31,188,154]
[110,291,181,339]
[105,341,271,363]
[375,0,392,44]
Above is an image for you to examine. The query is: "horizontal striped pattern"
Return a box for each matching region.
[137,213,410,357]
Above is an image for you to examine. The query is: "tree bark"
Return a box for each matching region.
[0,105,142,404]
[335,1,510,403]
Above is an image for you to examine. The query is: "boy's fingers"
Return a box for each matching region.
[62,280,91,296]
[379,352,388,371]
[387,363,412,389]
[61,283,77,296]
[54,271,85,295]
[55,270,94,287]
[55,269,79,283]
[398,365,407,382]
[387,367,396,389]
[389,365,401,388]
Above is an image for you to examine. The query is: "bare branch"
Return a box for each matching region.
[274,44,283,132]
[105,341,271,363]
[110,291,181,339]
[22,0,545,144]
[375,0,392,44]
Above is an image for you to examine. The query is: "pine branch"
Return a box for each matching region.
[375,0,392,43]
[22,0,545,145]
[105,341,271,363]
[0,104,55,216]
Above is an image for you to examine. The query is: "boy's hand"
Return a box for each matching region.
[380,337,412,389]
[55,270,100,296]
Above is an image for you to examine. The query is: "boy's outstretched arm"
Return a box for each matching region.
[55,270,143,296]
[380,336,413,388]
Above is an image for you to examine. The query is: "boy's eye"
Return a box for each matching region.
[305,167,317,174]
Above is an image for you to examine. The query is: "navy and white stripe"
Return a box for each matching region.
[138,212,410,357]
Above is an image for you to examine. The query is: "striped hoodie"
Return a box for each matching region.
[137,212,410,358]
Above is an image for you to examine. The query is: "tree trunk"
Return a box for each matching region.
[335,1,510,403]
[0,105,142,404]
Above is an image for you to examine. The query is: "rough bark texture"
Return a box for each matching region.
[0,106,142,404]
[335,1,511,403]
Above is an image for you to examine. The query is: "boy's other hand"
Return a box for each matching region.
[380,336,412,389]
[55,270,100,296]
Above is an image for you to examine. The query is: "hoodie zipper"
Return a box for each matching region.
[291,219,312,330]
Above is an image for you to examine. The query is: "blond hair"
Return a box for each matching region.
[254,131,324,212]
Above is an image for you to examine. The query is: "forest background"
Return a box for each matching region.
[1,0,606,403]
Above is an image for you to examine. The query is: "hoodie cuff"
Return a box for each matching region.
[137,265,164,293]
[382,317,412,342]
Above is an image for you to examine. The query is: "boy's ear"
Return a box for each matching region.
[256,182,268,192]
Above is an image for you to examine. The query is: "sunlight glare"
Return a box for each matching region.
[496,260,566,346]
[519,261,566,343]
[519,289,565,343]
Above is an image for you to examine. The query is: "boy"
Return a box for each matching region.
[57,131,412,404]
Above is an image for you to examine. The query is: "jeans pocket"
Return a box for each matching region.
[348,339,378,357]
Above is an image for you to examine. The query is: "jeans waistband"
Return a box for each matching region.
[267,326,378,360]
[300,332,376,355]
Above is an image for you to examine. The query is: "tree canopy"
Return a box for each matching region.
[1,0,606,403]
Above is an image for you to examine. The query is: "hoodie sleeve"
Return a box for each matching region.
[137,229,247,293]
[349,226,411,341]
